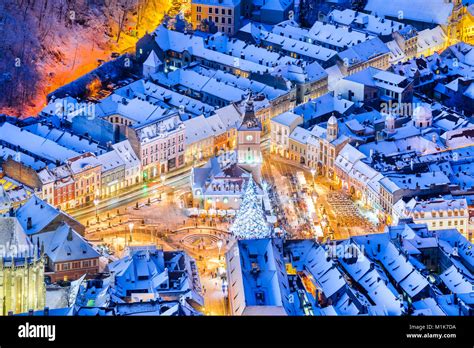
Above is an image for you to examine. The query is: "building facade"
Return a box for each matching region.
[0,217,45,315]
[191,0,241,35]
[67,153,102,207]
[129,114,186,181]
[33,223,100,282]
[394,198,470,240]
[98,150,126,199]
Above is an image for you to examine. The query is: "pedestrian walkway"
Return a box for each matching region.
[199,264,227,316]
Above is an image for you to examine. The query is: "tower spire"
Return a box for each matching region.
[239,91,261,131]
[236,91,263,183]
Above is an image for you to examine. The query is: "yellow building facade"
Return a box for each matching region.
[0,257,45,315]
[0,217,46,315]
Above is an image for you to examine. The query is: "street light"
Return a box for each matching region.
[160,174,166,200]
[310,168,316,190]
[94,199,99,219]
[222,279,229,315]
[128,222,134,243]
[217,239,223,259]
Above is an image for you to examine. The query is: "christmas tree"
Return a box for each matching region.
[230,176,271,239]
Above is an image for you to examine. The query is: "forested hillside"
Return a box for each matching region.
[0,0,173,117]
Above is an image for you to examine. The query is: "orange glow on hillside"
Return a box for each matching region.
[4,0,181,118]
[86,78,102,99]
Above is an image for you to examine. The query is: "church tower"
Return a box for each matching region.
[326,114,339,143]
[446,0,463,45]
[385,113,396,134]
[237,93,262,183]
[142,51,162,78]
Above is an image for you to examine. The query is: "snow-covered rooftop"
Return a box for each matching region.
[0,122,79,164]
[32,223,100,263]
[329,9,405,36]
[365,0,454,26]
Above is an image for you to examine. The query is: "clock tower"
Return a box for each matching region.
[237,93,262,183]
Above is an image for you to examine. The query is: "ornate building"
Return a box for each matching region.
[446,0,466,45]
[0,217,45,315]
[190,94,267,211]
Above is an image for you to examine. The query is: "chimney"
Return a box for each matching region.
[67,228,73,241]
[27,217,32,230]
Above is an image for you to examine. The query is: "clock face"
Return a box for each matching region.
[246,135,253,142]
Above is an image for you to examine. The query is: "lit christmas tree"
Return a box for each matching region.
[229,176,271,239]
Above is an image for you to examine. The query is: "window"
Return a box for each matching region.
[228,18,232,24]
[228,9,232,15]
[209,7,212,13]
[197,6,202,12]
[221,8,225,14]
[73,262,81,269]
